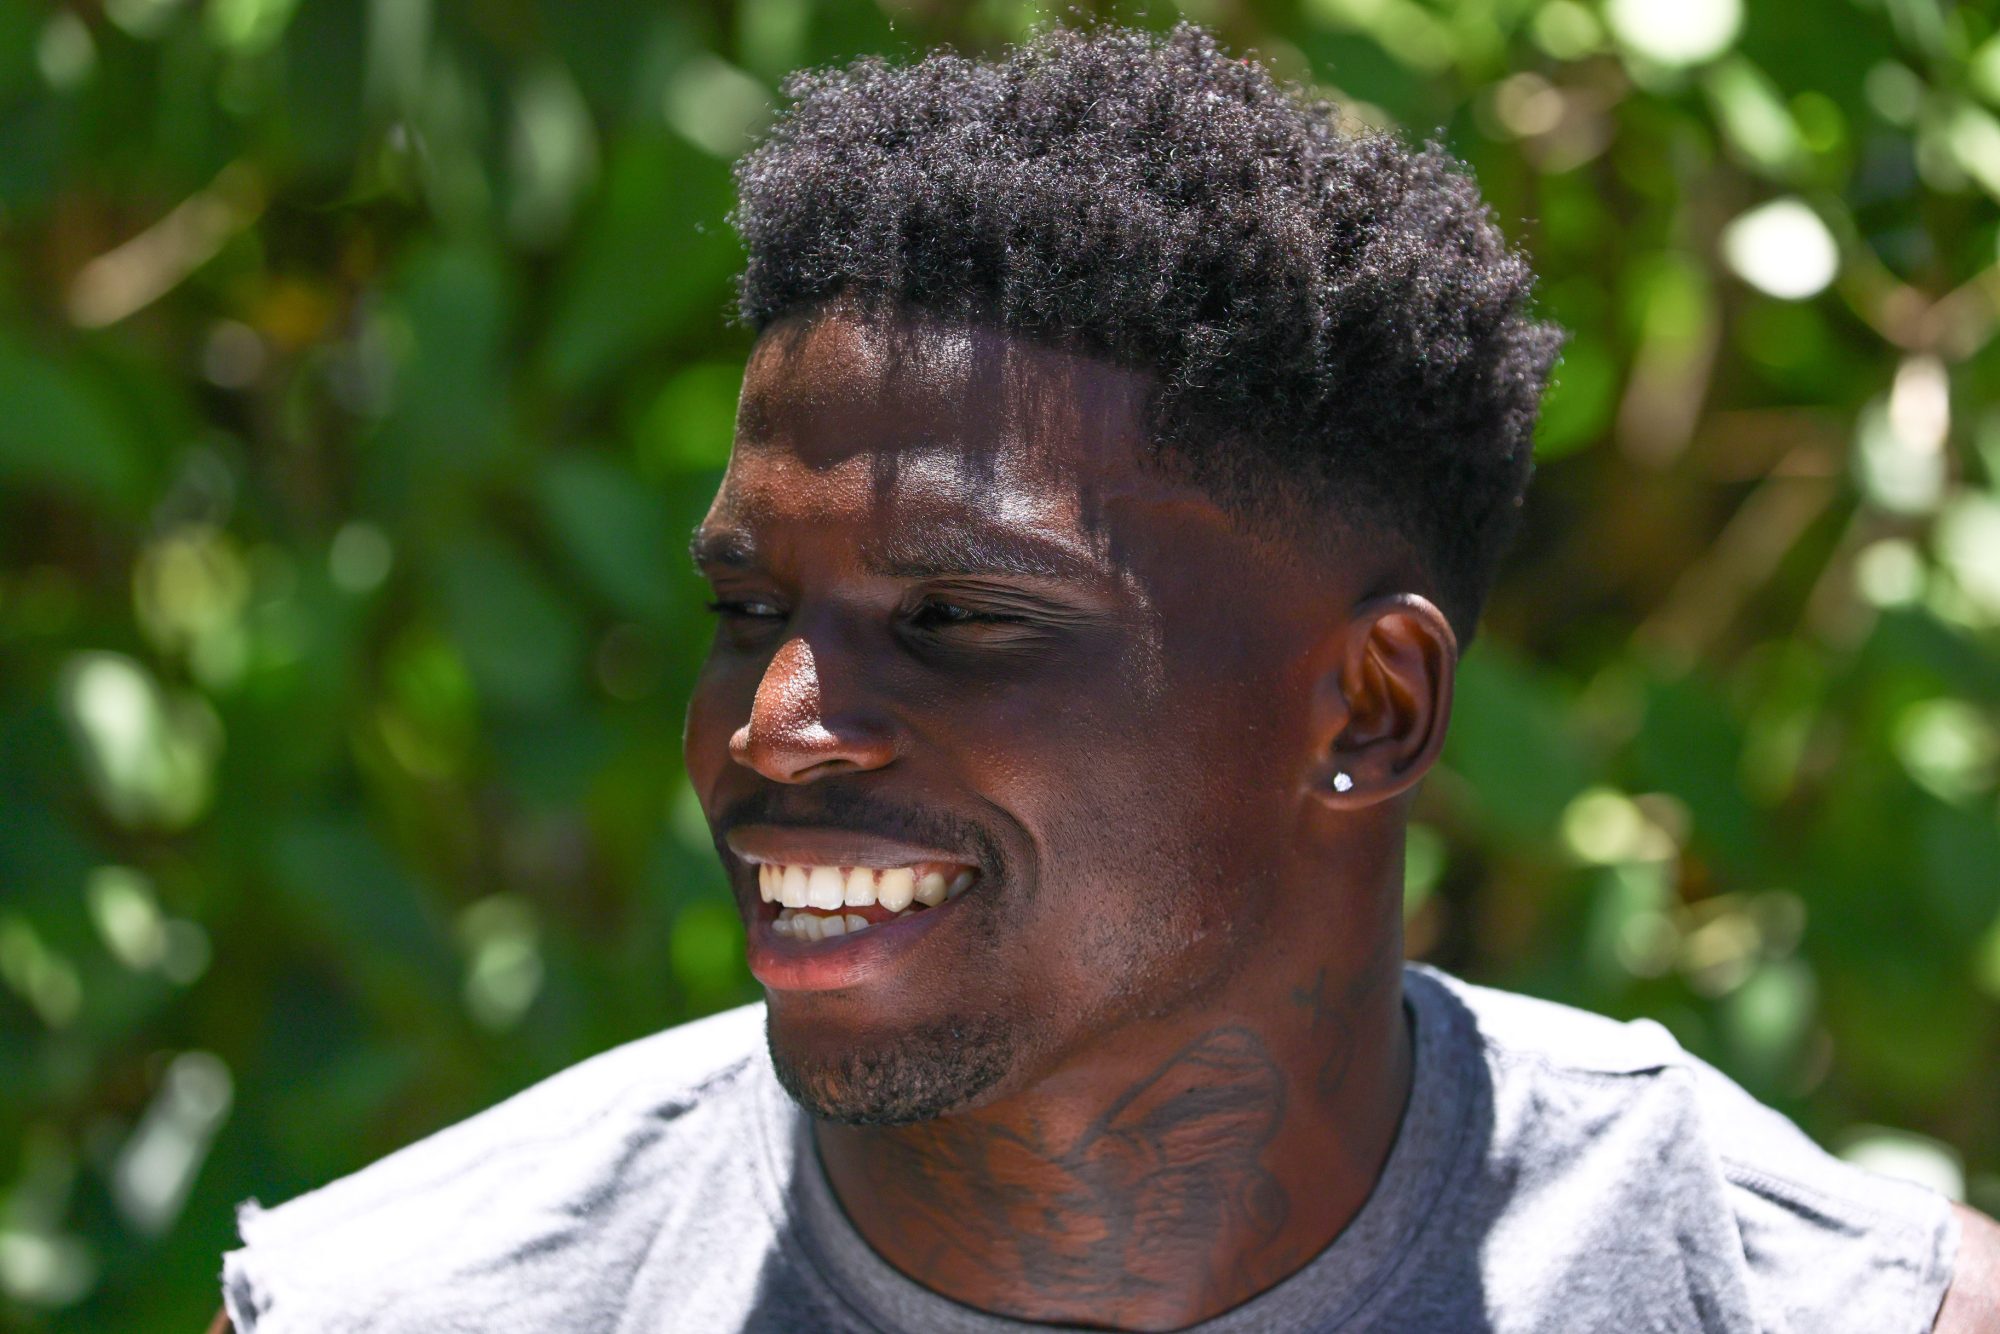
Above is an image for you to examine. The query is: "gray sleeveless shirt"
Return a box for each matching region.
[221,966,1959,1332]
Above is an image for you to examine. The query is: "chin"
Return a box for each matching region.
[765,1008,1019,1126]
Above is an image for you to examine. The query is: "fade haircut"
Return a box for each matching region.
[731,23,1562,643]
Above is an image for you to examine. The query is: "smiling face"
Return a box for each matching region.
[684,305,1368,1124]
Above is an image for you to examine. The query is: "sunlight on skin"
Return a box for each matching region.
[684,305,1445,1328]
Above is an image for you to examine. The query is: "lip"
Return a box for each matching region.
[725,825,985,992]
[725,824,975,872]
[744,900,966,990]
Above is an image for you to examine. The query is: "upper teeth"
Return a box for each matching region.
[757,864,974,912]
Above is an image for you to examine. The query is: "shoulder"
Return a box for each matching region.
[1411,967,1961,1331]
[240,1000,767,1237]
[222,1003,773,1331]
[1935,1204,2000,1332]
[1413,963,1687,1077]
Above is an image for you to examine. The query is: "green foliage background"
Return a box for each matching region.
[3,0,1999,1326]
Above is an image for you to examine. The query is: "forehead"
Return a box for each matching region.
[738,309,1153,476]
[708,309,1189,560]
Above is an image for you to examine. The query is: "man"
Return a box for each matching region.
[214,24,2000,1333]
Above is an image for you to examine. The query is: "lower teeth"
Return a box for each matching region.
[767,870,977,941]
[774,909,886,941]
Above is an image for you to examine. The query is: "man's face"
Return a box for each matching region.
[684,307,1344,1124]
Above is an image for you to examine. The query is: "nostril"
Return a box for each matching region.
[734,719,894,783]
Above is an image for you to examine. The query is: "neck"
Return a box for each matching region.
[813,929,1412,1331]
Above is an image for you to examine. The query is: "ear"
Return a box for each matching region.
[1305,592,1457,809]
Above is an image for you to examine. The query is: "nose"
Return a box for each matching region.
[729,637,898,782]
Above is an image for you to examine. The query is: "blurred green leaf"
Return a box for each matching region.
[541,132,738,395]
[1704,58,1809,179]
[4,3,1999,1328]
[1631,670,1757,868]
[271,813,456,993]
[536,453,678,623]
[1718,956,1816,1090]
[637,361,741,475]
[1917,801,2000,940]
[1441,644,1594,844]
[1534,340,1616,458]
[369,244,515,494]
[0,338,149,512]
[433,534,585,711]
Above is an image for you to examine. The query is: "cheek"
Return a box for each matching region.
[1019,733,1278,1023]
[986,661,1287,937]
[682,657,752,788]
[1129,662,1301,900]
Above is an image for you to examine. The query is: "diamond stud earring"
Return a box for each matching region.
[1332,771,1354,793]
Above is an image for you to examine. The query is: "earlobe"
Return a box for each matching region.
[1306,592,1457,808]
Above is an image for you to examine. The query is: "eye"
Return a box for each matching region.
[704,598,786,620]
[909,599,1004,630]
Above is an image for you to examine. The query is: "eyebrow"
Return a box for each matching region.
[689,528,757,570]
[862,527,1103,582]
[688,523,1104,583]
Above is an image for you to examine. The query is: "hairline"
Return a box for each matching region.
[740,294,1438,608]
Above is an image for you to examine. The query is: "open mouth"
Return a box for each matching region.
[755,862,977,941]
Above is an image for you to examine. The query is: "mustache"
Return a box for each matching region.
[711,784,1005,869]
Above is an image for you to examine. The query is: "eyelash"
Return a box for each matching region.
[702,598,1021,629]
[705,599,783,619]
[909,599,1018,629]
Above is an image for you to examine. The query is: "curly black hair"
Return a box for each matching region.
[731,22,1561,644]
